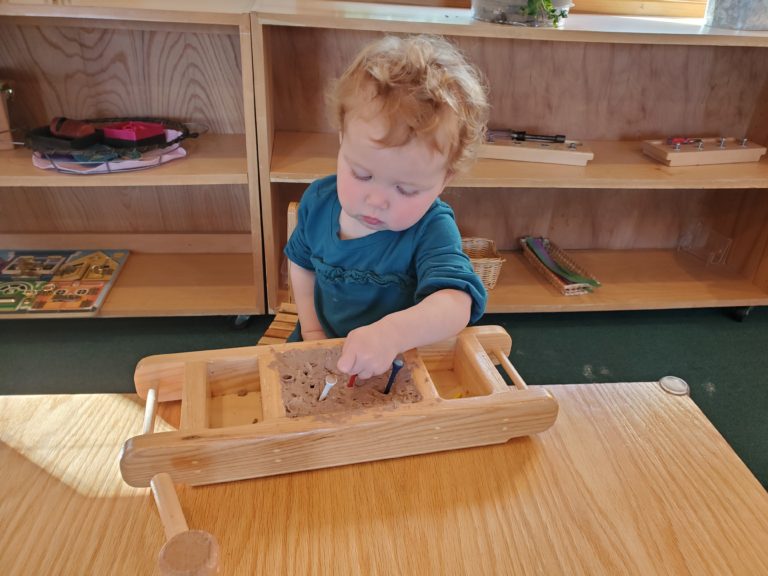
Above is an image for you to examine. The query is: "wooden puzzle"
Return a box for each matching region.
[642,137,767,166]
[120,325,559,488]
[478,130,594,166]
[0,249,129,316]
[0,280,46,313]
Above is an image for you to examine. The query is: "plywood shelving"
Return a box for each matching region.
[253,3,768,314]
[0,5,264,318]
[98,253,258,317]
[271,131,768,189]
[0,134,248,187]
[486,250,768,312]
[3,2,767,318]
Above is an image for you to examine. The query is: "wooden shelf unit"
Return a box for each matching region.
[0,6,265,318]
[252,4,768,314]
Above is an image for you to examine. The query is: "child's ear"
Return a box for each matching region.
[443,169,455,186]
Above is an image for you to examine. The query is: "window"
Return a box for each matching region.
[344,0,708,18]
[572,1,706,17]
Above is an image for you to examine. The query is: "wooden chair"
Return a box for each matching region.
[0,81,14,151]
[257,202,299,345]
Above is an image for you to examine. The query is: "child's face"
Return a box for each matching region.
[336,112,451,238]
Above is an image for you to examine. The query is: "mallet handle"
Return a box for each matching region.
[151,472,189,540]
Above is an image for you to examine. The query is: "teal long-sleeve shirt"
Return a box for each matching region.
[284,175,486,341]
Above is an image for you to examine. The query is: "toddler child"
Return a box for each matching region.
[285,34,490,379]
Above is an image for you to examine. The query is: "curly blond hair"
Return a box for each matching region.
[328,35,489,174]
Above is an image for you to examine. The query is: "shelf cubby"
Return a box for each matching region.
[486,250,768,312]
[271,131,768,190]
[0,6,264,318]
[0,134,248,187]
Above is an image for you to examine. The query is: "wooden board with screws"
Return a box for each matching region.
[642,137,767,166]
[477,138,595,166]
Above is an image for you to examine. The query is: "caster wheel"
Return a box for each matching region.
[728,306,753,322]
[231,314,253,330]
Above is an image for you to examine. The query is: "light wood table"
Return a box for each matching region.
[2,383,767,575]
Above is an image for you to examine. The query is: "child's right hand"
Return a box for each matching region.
[337,322,401,380]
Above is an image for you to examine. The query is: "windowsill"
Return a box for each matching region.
[254,4,768,46]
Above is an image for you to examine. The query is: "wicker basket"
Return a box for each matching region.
[520,237,600,296]
[462,237,505,290]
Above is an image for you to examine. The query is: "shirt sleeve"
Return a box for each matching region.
[413,209,487,324]
[283,181,316,271]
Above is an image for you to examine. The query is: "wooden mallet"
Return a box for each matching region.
[151,472,220,576]
[143,387,220,575]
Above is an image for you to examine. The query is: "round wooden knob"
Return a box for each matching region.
[158,529,219,576]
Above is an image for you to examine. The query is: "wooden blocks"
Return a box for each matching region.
[120,326,559,487]
[642,137,767,166]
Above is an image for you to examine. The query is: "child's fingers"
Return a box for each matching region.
[336,347,356,374]
[338,328,396,377]
[337,350,380,379]
[355,359,392,380]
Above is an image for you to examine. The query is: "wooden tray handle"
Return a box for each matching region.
[142,386,159,434]
[493,351,528,390]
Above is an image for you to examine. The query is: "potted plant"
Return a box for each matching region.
[472,0,573,28]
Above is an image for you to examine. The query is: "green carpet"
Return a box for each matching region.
[1,308,766,488]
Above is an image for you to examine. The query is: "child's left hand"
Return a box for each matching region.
[337,321,401,379]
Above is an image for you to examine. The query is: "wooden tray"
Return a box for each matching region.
[642,137,767,166]
[478,139,594,166]
[521,238,600,296]
[120,326,559,487]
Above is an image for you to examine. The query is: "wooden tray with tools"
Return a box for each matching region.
[521,238,600,296]
[478,130,594,166]
[642,137,767,166]
[119,326,559,487]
